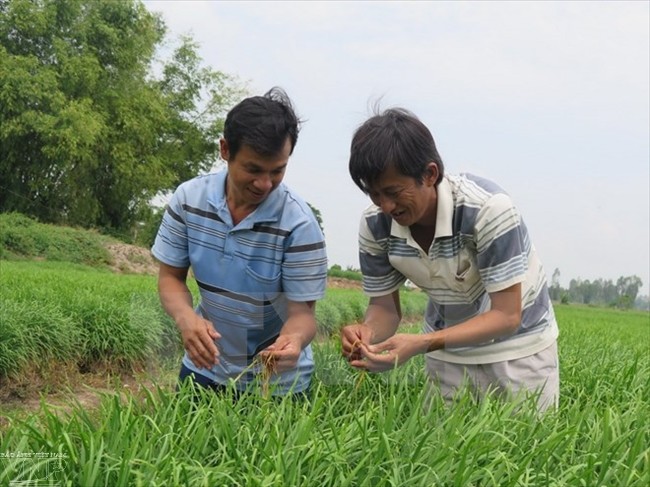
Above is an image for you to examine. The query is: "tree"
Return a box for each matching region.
[568,278,582,304]
[307,202,324,235]
[550,268,562,301]
[616,275,643,309]
[551,268,561,287]
[0,0,245,234]
[602,279,618,306]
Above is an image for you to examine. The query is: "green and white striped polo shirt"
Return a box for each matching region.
[359,173,558,364]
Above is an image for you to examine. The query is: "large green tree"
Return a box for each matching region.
[0,0,244,233]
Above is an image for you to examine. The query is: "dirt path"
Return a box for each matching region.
[105,242,159,275]
[0,367,177,429]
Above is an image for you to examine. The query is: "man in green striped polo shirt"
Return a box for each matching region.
[341,108,559,412]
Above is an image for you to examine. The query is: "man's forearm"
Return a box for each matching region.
[158,273,195,325]
[364,291,402,343]
[280,301,317,348]
[423,308,521,353]
[364,313,400,343]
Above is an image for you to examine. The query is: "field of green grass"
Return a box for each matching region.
[1,220,649,486]
[1,307,648,485]
[0,260,427,385]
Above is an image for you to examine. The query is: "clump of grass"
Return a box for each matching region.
[3,331,648,487]
[0,212,113,267]
[316,288,428,336]
[315,300,344,336]
[0,261,180,383]
[0,299,82,374]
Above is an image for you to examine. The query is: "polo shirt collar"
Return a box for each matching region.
[206,169,280,228]
[434,176,454,238]
[390,175,454,240]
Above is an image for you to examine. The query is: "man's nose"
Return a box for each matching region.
[254,174,273,191]
[379,195,396,214]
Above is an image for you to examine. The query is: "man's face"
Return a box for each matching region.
[367,164,437,227]
[221,138,291,207]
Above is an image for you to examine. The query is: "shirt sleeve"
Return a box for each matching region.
[282,215,328,302]
[358,209,406,296]
[474,193,529,293]
[151,186,190,269]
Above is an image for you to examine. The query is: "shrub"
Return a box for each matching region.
[327,265,363,281]
[0,212,112,267]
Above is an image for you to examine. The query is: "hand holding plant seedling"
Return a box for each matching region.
[255,334,302,398]
[177,312,221,370]
[340,323,373,362]
[350,333,425,373]
[259,334,303,373]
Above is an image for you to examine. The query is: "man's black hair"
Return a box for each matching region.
[349,108,444,193]
[223,87,301,159]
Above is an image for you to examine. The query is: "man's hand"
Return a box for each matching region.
[177,313,221,370]
[157,262,220,370]
[256,300,317,374]
[341,291,402,365]
[259,334,302,373]
[351,333,426,372]
[340,324,373,362]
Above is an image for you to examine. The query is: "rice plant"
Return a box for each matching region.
[1,307,648,486]
[1,261,648,486]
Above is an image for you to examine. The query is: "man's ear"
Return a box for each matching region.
[220,139,230,162]
[426,162,439,186]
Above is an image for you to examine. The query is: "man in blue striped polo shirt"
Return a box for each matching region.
[152,88,327,397]
[341,108,559,412]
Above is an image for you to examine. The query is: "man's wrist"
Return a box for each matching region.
[174,307,198,330]
[423,332,442,353]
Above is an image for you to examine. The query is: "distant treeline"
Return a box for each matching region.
[330,263,649,311]
[549,269,646,310]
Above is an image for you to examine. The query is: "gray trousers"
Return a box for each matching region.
[424,342,559,413]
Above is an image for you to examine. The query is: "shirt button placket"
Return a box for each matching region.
[223,230,235,261]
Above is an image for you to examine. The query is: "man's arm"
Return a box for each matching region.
[358,283,522,372]
[157,262,220,370]
[423,283,521,352]
[364,290,403,341]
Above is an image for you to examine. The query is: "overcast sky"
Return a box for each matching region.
[145,0,649,294]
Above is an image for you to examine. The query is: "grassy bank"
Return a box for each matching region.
[0,213,112,267]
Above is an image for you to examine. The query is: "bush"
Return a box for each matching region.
[315,300,343,336]
[0,261,179,377]
[327,265,363,281]
[0,212,112,267]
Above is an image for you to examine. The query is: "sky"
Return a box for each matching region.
[144,0,650,294]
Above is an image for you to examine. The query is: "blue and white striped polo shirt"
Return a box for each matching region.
[152,170,328,393]
[359,173,558,364]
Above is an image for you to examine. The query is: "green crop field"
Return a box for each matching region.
[1,260,649,486]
